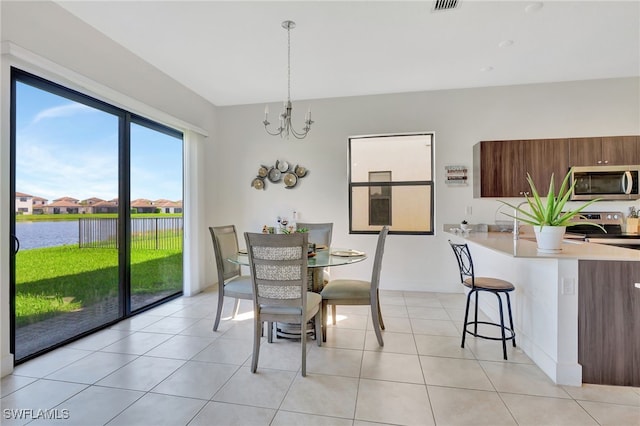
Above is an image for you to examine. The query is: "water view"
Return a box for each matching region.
[15,221,79,250]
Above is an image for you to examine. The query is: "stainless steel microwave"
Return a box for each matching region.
[570,165,640,200]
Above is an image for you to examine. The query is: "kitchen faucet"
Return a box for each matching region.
[513,201,528,240]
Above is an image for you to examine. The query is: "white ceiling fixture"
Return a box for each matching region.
[263,20,313,140]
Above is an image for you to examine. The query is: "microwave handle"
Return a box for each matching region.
[623,171,633,194]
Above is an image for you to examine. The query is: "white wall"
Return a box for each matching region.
[207,77,640,293]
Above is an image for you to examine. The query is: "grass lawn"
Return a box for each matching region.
[15,245,182,326]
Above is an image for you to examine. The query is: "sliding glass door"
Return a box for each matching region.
[10,69,183,361]
[129,121,183,311]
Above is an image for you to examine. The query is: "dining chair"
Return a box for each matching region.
[209,225,253,331]
[296,222,336,316]
[448,240,516,360]
[244,232,322,376]
[320,226,389,346]
[295,222,333,248]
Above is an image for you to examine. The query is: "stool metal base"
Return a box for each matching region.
[462,288,516,360]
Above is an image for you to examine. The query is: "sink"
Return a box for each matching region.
[562,239,584,245]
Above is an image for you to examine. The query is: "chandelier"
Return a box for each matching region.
[263,20,313,139]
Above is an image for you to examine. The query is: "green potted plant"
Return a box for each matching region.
[498,169,603,252]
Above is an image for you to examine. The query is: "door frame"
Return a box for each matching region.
[9,67,184,363]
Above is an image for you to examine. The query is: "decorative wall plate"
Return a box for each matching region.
[283,172,298,188]
[268,167,282,183]
[294,165,307,177]
[252,177,265,190]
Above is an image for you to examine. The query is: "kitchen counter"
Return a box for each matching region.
[447,230,640,387]
[460,231,640,261]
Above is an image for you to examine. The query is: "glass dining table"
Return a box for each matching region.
[227,247,368,292]
[227,247,367,339]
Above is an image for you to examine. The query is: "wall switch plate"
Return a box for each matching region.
[561,278,575,295]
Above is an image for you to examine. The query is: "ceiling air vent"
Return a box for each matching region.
[433,0,460,12]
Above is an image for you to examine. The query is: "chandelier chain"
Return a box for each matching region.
[287,24,291,102]
[263,20,313,140]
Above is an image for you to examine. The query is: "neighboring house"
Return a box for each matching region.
[42,196,81,214]
[79,197,105,214]
[31,196,48,215]
[92,199,118,214]
[15,192,33,214]
[154,199,183,214]
[130,198,156,213]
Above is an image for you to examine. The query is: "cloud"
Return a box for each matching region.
[32,103,95,125]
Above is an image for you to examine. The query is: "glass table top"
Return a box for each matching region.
[227,247,367,268]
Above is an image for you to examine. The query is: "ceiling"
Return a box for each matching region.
[55,1,640,107]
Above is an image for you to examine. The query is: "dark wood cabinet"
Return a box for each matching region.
[474,136,639,198]
[522,139,570,195]
[474,140,526,197]
[578,260,640,386]
[569,136,639,166]
[473,138,569,197]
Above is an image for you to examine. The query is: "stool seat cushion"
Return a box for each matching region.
[463,277,514,291]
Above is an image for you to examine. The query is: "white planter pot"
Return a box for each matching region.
[534,226,566,252]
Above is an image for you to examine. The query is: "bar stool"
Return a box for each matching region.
[448,241,516,360]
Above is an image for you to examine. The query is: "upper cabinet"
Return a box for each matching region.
[474,136,640,198]
[473,140,525,198]
[569,136,640,166]
[473,138,569,198]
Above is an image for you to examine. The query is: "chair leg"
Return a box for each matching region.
[251,316,261,373]
[377,295,385,330]
[301,319,307,377]
[321,300,328,342]
[461,289,473,348]
[231,298,241,319]
[331,304,337,325]
[474,291,479,335]
[213,288,225,331]
[370,302,384,346]
[506,292,516,347]
[315,310,322,347]
[496,293,508,360]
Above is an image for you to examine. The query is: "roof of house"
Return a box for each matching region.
[46,199,81,208]
[154,199,182,208]
[81,197,105,205]
[53,196,80,203]
[130,199,154,207]
[92,200,118,208]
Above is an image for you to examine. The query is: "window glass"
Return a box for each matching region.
[351,135,432,182]
[349,133,434,234]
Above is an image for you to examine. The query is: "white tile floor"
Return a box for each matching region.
[2,288,639,425]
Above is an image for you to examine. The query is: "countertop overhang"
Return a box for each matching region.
[450,231,640,261]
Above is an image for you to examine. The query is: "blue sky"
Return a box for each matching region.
[15,82,183,202]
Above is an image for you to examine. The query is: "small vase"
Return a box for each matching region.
[534,226,566,252]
